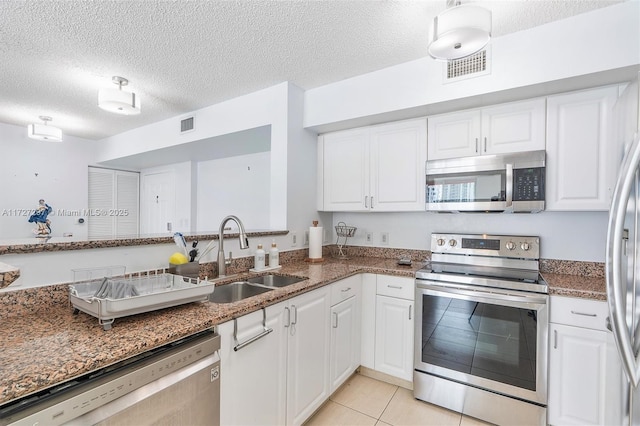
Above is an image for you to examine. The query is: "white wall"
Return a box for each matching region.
[197,151,271,232]
[0,121,99,239]
[304,1,640,131]
[333,211,608,262]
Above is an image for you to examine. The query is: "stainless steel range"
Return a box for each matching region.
[414,233,548,426]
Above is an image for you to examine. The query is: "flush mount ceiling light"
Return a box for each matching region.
[428,0,492,61]
[27,116,63,142]
[98,76,141,115]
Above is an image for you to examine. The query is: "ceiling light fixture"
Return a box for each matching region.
[27,116,63,142]
[98,76,141,115]
[428,0,492,61]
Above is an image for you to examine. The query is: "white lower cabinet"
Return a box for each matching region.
[329,276,361,393]
[218,301,288,426]
[374,276,415,381]
[219,286,331,426]
[548,296,623,426]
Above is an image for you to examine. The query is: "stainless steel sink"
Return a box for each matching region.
[208,281,273,304]
[246,274,304,288]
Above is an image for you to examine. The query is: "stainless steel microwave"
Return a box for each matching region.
[426,150,545,213]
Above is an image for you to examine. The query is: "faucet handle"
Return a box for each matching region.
[225,251,233,266]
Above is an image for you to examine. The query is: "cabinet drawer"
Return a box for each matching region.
[376,275,414,301]
[331,275,361,306]
[550,296,610,331]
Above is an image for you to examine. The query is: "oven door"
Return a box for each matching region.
[414,280,548,405]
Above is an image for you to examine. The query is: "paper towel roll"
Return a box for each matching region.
[309,226,323,259]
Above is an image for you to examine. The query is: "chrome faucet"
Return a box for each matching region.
[217,215,249,277]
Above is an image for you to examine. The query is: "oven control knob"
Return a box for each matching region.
[437,238,446,246]
[505,241,516,250]
[449,239,457,247]
[521,242,530,251]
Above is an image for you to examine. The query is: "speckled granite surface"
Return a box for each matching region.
[0,245,609,407]
[0,256,422,407]
[0,262,20,288]
[0,230,287,256]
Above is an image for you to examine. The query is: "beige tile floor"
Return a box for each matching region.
[305,374,493,426]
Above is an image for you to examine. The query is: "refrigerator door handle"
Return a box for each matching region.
[606,133,640,387]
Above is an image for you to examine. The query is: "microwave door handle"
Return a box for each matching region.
[505,163,513,211]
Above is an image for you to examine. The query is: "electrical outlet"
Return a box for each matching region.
[381,232,389,245]
[304,230,309,246]
[365,232,373,245]
[291,232,298,247]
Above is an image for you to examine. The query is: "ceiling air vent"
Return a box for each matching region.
[180,116,195,133]
[444,48,490,83]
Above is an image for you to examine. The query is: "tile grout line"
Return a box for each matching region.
[327,398,380,424]
[377,385,401,424]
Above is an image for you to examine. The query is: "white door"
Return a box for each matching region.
[546,86,619,210]
[548,323,623,426]
[427,109,481,160]
[330,295,358,393]
[320,128,369,211]
[370,118,427,211]
[219,303,288,426]
[141,171,175,234]
[374,295,414,381]
[481,98,546,155]
[286,287,331,425]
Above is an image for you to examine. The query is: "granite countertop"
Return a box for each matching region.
[0,256,605,407]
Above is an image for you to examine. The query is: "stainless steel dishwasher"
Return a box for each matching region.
[0,330,220,426]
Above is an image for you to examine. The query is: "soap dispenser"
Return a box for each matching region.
[254,244,266,270]
[268,241,279,268]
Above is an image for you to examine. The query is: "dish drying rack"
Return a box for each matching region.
[69,266,214,330]
[334,222,357,259]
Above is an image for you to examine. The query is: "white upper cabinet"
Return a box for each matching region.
[546,86,620,211]
[427,98,546,160]
[318,118,427,212]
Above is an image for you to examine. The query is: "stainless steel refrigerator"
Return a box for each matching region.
[606,75,640,426]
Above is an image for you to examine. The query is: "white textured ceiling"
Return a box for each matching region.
[0,0,626,140]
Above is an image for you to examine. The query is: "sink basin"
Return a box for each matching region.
[246,274,304,288]
[208,281,273,304]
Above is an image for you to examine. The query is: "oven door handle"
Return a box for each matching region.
[505,163,514,211]
[416,281,547,309]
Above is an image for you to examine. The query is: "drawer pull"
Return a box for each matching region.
[571,310,597,317]
[554,330,558,349]
[341,287,352,292]
[387,285,402,289]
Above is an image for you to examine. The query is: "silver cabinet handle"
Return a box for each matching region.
[233,308,273,352]
[484,137,487,152]
[607,133,640,386]
[571,310,597,317]
[291,305,297,325]
[284,306,290,327]
[371,196,374,209]
[333,312,338,328]
[341,287,352,292]
[387,285,402,289]
[409,304,412,320]
[365,196,369,208]
[475,138,479,153]
[554,329,558,349]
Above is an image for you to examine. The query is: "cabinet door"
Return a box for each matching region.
[330,295,359,393]
[481,98,546,155]
[370,118,427,211]
[219,302,288,426]
[374,295,414,381]
[427,109,481,160]
[360,273,377,369]
[548,323,623,426]
[319,128,369,211]
[546,86,620,210]
[286,287,331,426]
